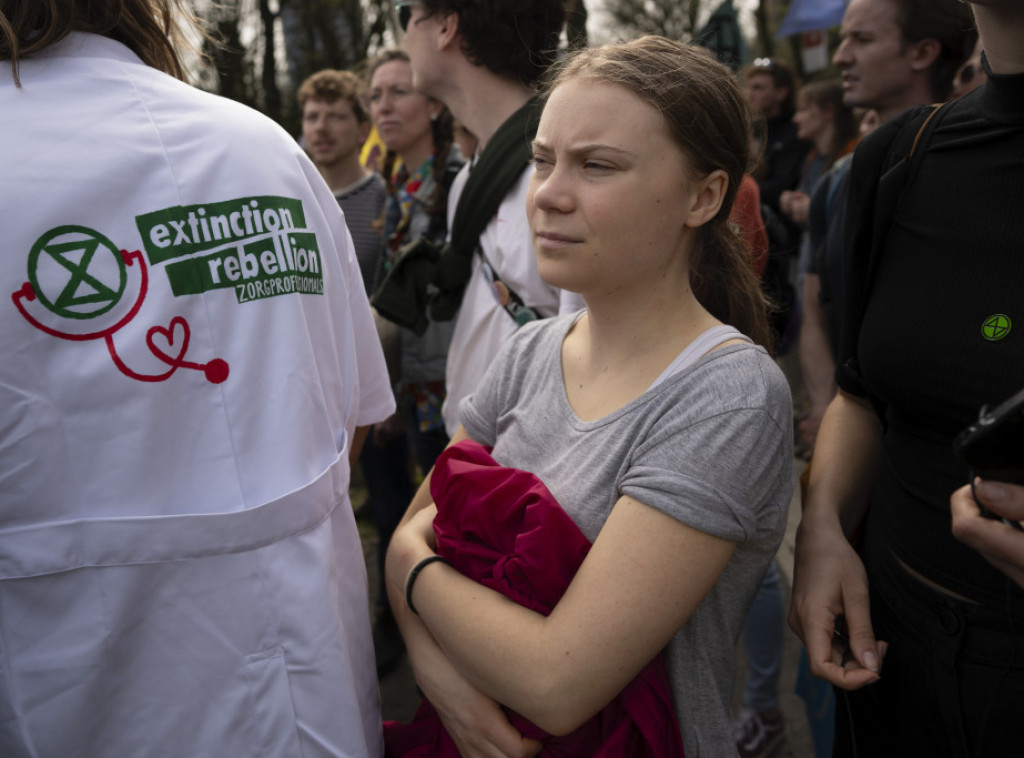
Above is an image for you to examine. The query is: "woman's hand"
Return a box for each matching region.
[789,516,887,690]
[780,190,810,227]
[791,390,886,689]
[394,565,543,758]
[951,480,1024,590]
[418,663,542,758]
[386,502,541,758]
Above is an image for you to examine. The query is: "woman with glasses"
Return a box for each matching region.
[368,49,463,476]
[365,49,464,675]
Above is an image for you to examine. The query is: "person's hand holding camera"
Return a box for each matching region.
[951,479,1024,590]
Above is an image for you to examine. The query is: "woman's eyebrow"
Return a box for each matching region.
[531,139,635,158]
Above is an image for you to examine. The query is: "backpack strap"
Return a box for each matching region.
[429,98,542,322]
[865,101,950,290]
[836,100,954,399]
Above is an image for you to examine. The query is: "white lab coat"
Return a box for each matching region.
[0,33,393,757]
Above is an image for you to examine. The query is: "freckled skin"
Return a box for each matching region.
[527,78,697,300]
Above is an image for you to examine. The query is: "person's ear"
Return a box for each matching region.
[684,170,729,229]
[359,120,371,146]
[909,38,941,73]
[436,10,459,51]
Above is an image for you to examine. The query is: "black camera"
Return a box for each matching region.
[953,386,1024,486]
[953,387,1024,530]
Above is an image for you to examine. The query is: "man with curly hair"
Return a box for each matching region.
[397,0,579,436]
[298,69,386,295]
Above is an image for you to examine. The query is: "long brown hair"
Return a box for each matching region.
[367,49,456,223]
[543,36,773,351]
[1,0,206,86]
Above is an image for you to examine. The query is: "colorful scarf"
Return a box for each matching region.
[383,155,434,270]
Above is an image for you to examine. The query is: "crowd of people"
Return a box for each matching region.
[1,0,1021,757]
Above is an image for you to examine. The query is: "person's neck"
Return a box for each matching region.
[317,157,368,195]
[399,136,436,179]
[446,70,534,154]
[579,270,717,374]
[973,7,1024,75]
[815,123,837,158]
[876,80,936,124]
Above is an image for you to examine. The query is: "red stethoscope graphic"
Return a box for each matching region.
[12,231,228,384]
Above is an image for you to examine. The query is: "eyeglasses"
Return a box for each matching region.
[395,0,422,33]
[752,57,776,71]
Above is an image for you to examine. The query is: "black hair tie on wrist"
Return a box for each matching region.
[405,555,449,616]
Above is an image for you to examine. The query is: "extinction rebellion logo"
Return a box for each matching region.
[137,195,324,302]
[12,195,323,384]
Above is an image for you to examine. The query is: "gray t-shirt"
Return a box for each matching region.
[335,172,386,296]
[460,313,793,757]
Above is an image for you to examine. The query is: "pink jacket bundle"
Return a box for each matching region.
[383,440,684,757]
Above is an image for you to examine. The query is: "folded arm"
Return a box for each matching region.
[387,485,735,736]
[386,426,542,758]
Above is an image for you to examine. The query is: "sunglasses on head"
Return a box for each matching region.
[752,57,776,71]
[395,0,421,32]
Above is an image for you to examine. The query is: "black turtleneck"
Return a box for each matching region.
[840,60,1024,612]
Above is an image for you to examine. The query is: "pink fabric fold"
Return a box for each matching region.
[383,439,684,757]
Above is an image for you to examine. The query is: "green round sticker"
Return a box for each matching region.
[981,314,1011,342]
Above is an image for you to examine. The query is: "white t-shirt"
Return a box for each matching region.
[0,33,392,757]
[441,162,580,435]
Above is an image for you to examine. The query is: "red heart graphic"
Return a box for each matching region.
[146,316,190,368]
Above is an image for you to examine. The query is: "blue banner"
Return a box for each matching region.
[776,0,847,39]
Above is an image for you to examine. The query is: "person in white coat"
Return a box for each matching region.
[0,2,393,756]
